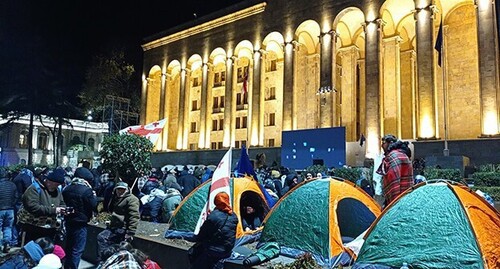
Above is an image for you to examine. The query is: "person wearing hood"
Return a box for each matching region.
[97,181,139,262]
[62,176,97,269]
[0,237,54,269]
[18,168,67,244]
[162,174,182,192]
[191,192,238,269]
[177,166,200,198]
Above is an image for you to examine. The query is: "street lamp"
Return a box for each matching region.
[84,112,93,148]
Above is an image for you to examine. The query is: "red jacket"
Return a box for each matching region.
[377,149,413,205]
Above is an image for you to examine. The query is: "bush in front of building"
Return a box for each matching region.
[331,167,364,184]
[423,168,462,183]
[471,171,500,187]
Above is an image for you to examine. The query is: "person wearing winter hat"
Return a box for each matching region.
[96,181,139,262]
[18,168,68,244]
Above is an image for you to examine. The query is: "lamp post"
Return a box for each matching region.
[84,111,93,149]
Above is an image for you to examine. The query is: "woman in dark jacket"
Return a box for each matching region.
[190,192,238,269]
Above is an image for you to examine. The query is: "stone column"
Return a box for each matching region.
[338,46,360,142]
[400,50,418,139]
[199,63,209,148]
[182,68,191,149]
[415,3,437,138]
[140,77,148,124]
[282,42,295,131]
[161,73,169,151]
[251,50,263,147]
[223,57,235,147]
[204,64,215,148]
[382,36,402,138]
[364,19,382,158]
[476,0,500,135]
[177,68,187,150]
[331,31,340,127]
[319,31,334,127]
[32,127,38,149]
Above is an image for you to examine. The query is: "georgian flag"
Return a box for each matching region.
[119,118,167,145]
[194,148,232,234]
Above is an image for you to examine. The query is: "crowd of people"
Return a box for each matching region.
[0,133,418,268]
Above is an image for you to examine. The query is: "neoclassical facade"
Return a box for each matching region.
[141,0,499,159]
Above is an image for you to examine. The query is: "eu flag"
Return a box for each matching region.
[434,21,443,67]
[236,145,276,208]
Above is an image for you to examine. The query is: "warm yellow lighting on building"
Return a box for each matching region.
[483,111,499,135]
[365,130,380,159]
[420,115,435,138]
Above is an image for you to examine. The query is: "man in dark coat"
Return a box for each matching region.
[0,168,18,253]
[62,177,97,269]
[177,167,200,198]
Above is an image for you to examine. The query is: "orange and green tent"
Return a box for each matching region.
[259,177,381,267]
[353,181,500,269]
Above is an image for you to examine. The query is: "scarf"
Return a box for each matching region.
[214,192,232,214]
[23,241,44,263]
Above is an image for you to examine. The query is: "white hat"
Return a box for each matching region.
[34,254,62,269]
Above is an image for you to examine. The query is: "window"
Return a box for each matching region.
[269,113,276,126]
[266,87,276,100]
[237,66,249,82]
[268,139,275,147]
[243,92,248,104]
[236,93,242,105]
[266,59,277,72]
[192,100,198,111]
[190,122,197,133]
[19,130,29,148]
[235,140,240,148]
[219,96,224,108]
[88,138,95,151]
[71,136,81,146]
[214,71,226,86]
[242,116,247,128]
[213,97,219,109]
[218,142,223,149]
[38,133,49,150]
[192,77,200,87]
[212,120,218,131]
[189,143,198,150]
[211,142,217,149]
[219,119,224,130]
[236,117,241,129]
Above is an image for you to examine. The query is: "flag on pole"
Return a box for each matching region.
[119,118,167,145]
[359,133,366,147]
[242,68,248,94]
[194,148,232,234]
[235,145,276,208]
[434,20,443,67]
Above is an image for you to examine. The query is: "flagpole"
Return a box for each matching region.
[442,25,449,157]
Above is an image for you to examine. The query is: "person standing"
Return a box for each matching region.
[0,168,18,253]
[377,134,414,206]
[96,181,139,262]
[62,176,97,269]
[191,192,238,269]
[18,168,67,244]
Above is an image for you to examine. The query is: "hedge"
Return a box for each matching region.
[471,186,500,202]
[471,172,500,187]
[423,168,462,182]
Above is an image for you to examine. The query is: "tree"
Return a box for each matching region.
[99,134,153,185]
[80,49,140,121]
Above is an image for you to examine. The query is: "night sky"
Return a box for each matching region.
[0,0,243,117]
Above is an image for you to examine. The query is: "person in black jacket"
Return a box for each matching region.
[0,168,18,253]
[191,192,238,269]
[177,167,200,198]
[62,177,97,269]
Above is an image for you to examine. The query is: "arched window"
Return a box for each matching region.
[87,138,95,150]
[71,136,81,145]
[19,130,29,148]
[38,133,48,150]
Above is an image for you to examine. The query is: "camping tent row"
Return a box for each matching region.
[165,177,500,268]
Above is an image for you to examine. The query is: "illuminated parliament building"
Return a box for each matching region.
[140,0,499,163]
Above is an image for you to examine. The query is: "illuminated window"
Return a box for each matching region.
[192,77,200,87]
[237,66,249,82]
[266,87,276,100]
[19,130,29,149]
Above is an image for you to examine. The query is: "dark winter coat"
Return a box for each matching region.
[18,180,65,228]
[0,177,18,210]
[109,191,140,235]
[13,170,33,198]
[177,171,200,197]
[196,209,238,258]
[62,181,97,226]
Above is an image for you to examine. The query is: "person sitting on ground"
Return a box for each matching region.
[241,205,263,231]
[97,181,139,262]
[130,248,162,269]
[141,187,166,223]
[161,188,182,223]
[191,192,238,269]
[162,174,182,192]
[0,237,54,269]
[177,166,200,198]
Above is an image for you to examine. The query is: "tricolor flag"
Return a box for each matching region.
[194,148,233,234]
[119,118,167,145]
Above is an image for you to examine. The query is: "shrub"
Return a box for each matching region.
[268,253,321,269]
[332,167,364,183]
[471,172,500,187]
[478,164,500,173]
[424,168,462,182]
[303,165,328,176]
[471,186,500,202]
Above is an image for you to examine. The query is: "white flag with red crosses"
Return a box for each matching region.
[119,118,167,145]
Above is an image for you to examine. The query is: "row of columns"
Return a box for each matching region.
[143,0,499,155]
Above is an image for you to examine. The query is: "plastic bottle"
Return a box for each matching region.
[400,262,409,269]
